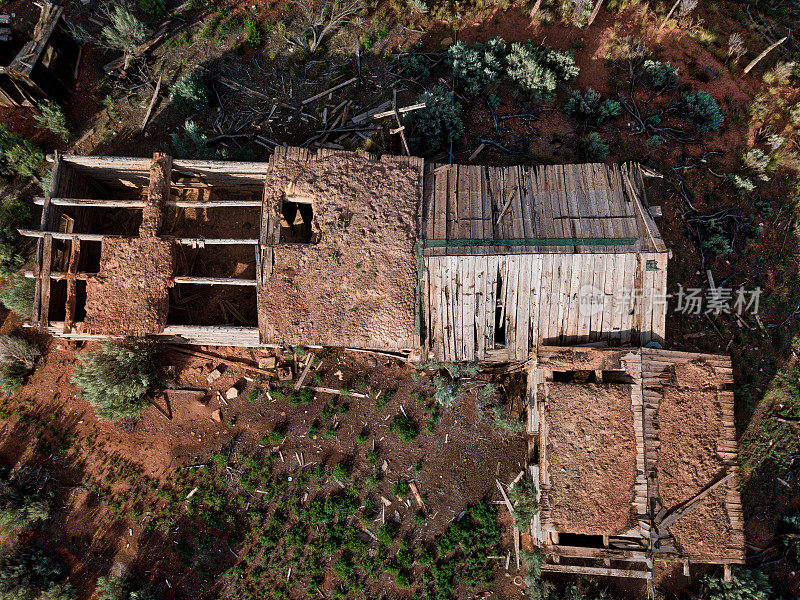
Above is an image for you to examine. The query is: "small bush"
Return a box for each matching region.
[508,479,538,530]
[170,120,216,159]
[244,19,261,45]
[171,72,210,113]
[581,131,609,161]
[447,37,506,96]
[683,91,724,133]
[0,545,73,600]
[0,274,28,314]
[33,100,70,141]
[564,88,621,128]
[0,335,40,393]
[0,197,30,275]
[72,338,160,420]
[138,0,167,17]
[641,59,678,90]
[0,126,44,180]
[389,414,417,442]
[393,480,410,498]
[102,5,149,53]
[332,463,349,481]
[701,567,771,600]
[0,478,51,536]
[378,521,399,545]
[411,87,464,155]
[261,429,284,445]
[492,406,525,432]
[558,0,594,27]
[506,43,579,103]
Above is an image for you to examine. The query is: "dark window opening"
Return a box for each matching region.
[280,199,314,244]
[551,370,597,383]
[494,272,505,348]
[558,533,606,548]
[602,370,635,384]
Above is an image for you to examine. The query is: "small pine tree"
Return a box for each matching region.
[170,72,210,114]
[411,87,464,155]
[33,101,70,141]
[683,90,724,133]
[0,126,44,179]
[581,131,609,161]
[72,338,160,420]
[0,196,30,276]
[170,120,216,159]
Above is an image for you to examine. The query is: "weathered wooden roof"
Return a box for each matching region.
[421,162,666,256]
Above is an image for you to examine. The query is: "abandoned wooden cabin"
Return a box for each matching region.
[0,2,79,108]
[527,346,745,581]
[21,147,667,359]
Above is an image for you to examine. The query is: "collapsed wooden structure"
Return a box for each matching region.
[21,147,668,359]
[527,347,745,580]
[0,2,79,108]
[20,147,747,582]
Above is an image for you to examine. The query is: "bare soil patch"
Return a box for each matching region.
[545,382,636,535]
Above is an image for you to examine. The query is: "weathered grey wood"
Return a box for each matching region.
[33,196,262,208]
[18,230,259,245]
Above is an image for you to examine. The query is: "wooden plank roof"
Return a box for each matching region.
[421,162,666,256]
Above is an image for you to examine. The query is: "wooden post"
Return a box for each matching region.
[63,238,80,333]
[586,0,604,27]
[141,152,172,237]
[743,36,788,74]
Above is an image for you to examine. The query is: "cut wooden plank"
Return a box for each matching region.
[38,234,53,328]
[540,564,651,579]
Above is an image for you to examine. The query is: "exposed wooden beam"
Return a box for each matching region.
[24,271,257,286]
[540,564,651,579]
[18,230,259,245]
[33,197,263,208]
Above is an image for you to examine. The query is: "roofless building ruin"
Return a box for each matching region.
[20,147,745,578]
[22,146,668,358]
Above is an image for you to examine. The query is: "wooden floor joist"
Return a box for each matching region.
[33,197,263,208]
[23,271,257,286]
[18,230,259,245]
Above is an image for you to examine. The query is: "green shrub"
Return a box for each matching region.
[171,72,210,113]
[558,0,594,26]
[378,521,399,545]
[0,478,51,536]
[332,463,350,481]
[447,38,506,96]
[520,547,545,579]
[641,59,678,90]
[411,87,464,155]
[0,545,73,600]
[0,197,30,275]
[72,338,160,420]
[244,19,261,45]
[701,567,771,600]
[506,43,579,103]
[0,262,26,315]
[492,406,525,432]
[102,5,149,53]
[564,89,621,127]
[33,100,70,141]
[0,126,44,179]
[170,120,216,159]
[95,575,126,600]
[389,414,417,442]
[137,0,167,17]
[507,479,538,530]
[393,480,410,498]
[581,131,609,161]
[261,429,284,445]
[0,334,40,393]
[683,91,724,133]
